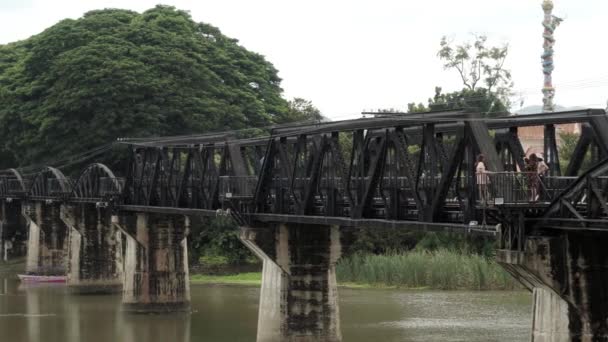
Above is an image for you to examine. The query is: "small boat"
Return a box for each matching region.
[17,274,66,283]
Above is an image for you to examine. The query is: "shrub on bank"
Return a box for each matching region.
[336,249,519,290]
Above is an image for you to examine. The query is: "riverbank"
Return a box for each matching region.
[2,251,518,290]
[188,273,411,290]
[190,272,262,286]
[0,258,26,273]
[190,249,521,290]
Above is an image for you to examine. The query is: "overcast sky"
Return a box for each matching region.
[1,0,607,120]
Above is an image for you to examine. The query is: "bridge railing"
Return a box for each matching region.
[9,179,31,194]
[0,178,31,197]
[269,175,463,203]
[543,176,578,200]
[99,177,126,197]
[0,178,11,197]
[47,178,75,197]
[488,172,533,204]
[488,173,578,205]
[258,172,585,209]
[219,176,257,200]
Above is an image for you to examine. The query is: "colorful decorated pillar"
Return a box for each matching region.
[541,0,563,113]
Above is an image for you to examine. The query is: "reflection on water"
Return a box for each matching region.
[0,271,531,342]
[341,290,531,342]
[0,277,192,342]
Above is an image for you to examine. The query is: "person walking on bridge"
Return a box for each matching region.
[536,155,549,201]
[475,154,491,203]
[526,154,542,202]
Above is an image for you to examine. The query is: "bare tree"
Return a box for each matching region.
[438,35,513,104]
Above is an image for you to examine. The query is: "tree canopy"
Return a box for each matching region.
[408,86,508,117]
[0,6,311,167]
[284,97,324,123]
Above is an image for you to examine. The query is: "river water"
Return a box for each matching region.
[0,271,531,342]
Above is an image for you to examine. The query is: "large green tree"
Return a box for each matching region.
[0,6,297,167]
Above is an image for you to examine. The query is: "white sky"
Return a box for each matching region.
[1,0,607,120]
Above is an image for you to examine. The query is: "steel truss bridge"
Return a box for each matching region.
[2,108,608,235]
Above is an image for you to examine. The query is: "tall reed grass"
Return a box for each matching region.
[336,249,519,290]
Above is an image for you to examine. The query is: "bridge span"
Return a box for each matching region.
[1,108,608,341]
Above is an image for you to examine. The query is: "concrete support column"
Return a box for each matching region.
[0,219,3,262]
[114,212,190,313]
[0,202,4,262]
[240,224,342,342]
[497,232,608,341]
[530,287,571,341]
[23,202,68,275]
[60,204,123,294]
[1,201,27,261]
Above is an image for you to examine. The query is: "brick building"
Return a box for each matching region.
[517,123,581,157]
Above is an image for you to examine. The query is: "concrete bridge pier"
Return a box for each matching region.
[0,201,27,261]
[113,212,190,313]
[22,202,68,275]
[60,204,123,294]
[498,232,608,341]
[240,224,343,342]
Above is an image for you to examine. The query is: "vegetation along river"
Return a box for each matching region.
[0,270,531,342]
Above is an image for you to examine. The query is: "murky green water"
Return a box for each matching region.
[0,271,531,342]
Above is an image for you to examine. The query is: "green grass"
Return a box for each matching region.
[199,255,231,266]
[198,254,260,266]
[189,250,521,291]
[336,249,520,290]
[190,272,262,286]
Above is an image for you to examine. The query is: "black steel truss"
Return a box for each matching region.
[0,108,607,234]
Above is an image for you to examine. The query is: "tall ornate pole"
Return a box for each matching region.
[541,0,563,112]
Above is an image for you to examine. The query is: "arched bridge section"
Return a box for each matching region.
[29,167,70,200]
[0,168,27,198]
[0,168,28,260]
[71,163,123,203]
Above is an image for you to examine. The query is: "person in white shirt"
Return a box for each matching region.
[536,156,549,201]
[475,154,490,202]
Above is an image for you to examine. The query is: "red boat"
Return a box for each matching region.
[17,274,66,283]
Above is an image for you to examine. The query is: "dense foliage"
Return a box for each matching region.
[285,97,324,122]
[408,86,508,116]
[189,215,252,265]
[0,6,305,167]
[558,131,593,174]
